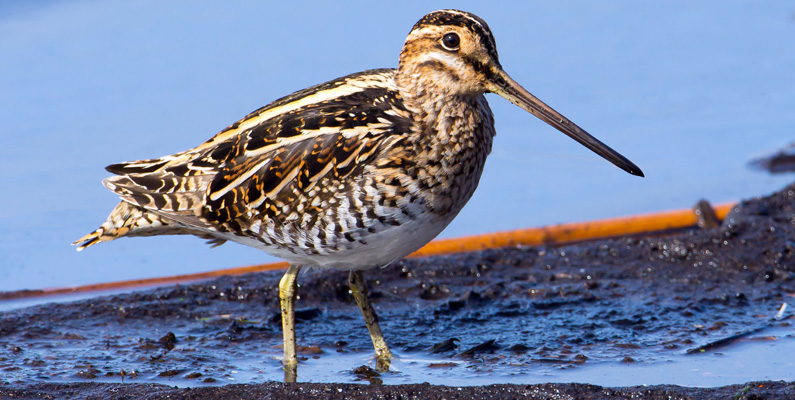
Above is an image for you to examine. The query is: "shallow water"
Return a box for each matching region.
[1,1,794,292]
[33,330,793,388]
[148,330,795,387]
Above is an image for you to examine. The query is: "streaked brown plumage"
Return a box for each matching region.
[74,9,642,381]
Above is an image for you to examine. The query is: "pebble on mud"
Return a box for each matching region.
[74,370,97,379]
[507,344,531,354]
[427,362,458,368]
[297,345,323,355]
[429,338,459,353]
[157,369,181,377]
[456,339,500,358]
[352,365,382,384]
[158,332,177,350]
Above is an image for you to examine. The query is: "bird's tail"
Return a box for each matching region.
[73,201,148,250]
[74,200,180,250]
[73,201,225,251]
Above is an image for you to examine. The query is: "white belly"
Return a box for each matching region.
[220,211,457,270]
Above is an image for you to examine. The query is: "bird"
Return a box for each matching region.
[74,9,643,382]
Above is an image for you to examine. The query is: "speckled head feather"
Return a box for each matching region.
[411,9,500,68]
[396,10,508,99]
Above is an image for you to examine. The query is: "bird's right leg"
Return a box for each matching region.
[279,264,302,383]
[349,270,393,372]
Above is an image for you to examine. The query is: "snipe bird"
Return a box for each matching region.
[75,9,643,381]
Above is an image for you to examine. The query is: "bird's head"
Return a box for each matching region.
[398,10,644,177]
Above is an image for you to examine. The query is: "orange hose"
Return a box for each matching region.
[411,202,735,257]
[0,262,291,301]
[0,202,736,301]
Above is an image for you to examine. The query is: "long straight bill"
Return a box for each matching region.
[490,70,644,177]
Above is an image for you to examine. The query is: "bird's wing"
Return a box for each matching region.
[101,69,413,233]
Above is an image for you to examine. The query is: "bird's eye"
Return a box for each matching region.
[441,32,460,51]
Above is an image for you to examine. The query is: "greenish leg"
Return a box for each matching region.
[279,265,302,383]
[349,270,393,371]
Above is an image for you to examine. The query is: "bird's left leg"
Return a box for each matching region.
[279,264,302,382]
[348,270,393,371]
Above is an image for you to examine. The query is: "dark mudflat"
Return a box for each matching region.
[1,183,794,399]
[0,380,792,400]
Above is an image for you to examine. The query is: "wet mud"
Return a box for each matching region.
[750,143,795,174]
[1,183,795,399]
[0,381,793,400]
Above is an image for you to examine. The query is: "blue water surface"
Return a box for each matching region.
[1,1,793,292]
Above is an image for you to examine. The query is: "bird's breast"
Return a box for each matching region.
[401,93,496,216]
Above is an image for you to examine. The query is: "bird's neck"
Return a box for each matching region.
[392,67,496,215]
[395,67,493,146]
